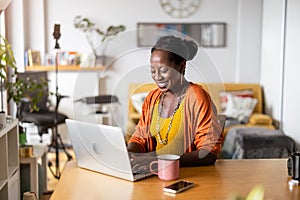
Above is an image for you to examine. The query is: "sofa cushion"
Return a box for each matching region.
[201,83,263,113]
[248,113,273,125]
[219,89,254,112]
[224,94,258,123]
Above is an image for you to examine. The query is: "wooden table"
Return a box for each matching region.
[50,159,299,200]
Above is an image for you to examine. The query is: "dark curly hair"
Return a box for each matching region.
[151,35,198,65]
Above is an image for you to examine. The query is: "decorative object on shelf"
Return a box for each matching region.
[159,0,201,18]
[0,34,17,127]
[73,15,126,66]
[19,145,33,158]
[26,49,41,66]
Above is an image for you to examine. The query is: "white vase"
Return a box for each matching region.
[94,55,106,67]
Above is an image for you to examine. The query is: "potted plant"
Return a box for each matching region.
[73,16,126,66]
[0,35,48,124]
[0,34,17,126]
[5,74,48,114]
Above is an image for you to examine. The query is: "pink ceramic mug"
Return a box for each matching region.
[149,154,180,181]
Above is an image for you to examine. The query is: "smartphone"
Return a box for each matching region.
[163,180,194,194]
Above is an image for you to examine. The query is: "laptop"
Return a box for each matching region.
[65,119,154,182]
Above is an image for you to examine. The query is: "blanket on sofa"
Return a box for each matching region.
[221,127,298,159]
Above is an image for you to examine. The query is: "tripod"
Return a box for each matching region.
[48,24,72,180]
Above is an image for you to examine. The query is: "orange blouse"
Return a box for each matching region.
[128,83,224,156]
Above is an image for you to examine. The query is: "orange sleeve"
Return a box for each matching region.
[184,84,224,156]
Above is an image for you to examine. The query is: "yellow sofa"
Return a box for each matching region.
[126,82,275,141]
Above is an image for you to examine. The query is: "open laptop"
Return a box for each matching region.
[65,119,154,182]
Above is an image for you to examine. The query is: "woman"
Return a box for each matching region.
[127,35,224,167]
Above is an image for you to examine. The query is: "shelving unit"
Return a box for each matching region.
[0,120,20,200]
[26,65,105,71]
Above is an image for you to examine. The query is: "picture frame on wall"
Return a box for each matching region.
[137,22,226,48]
[199,23,226,47]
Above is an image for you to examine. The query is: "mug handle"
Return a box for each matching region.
[149,161,159,175]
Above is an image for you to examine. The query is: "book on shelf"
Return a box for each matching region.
[27,49,33,67]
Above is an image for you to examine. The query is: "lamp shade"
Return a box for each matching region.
[0,0,12,14]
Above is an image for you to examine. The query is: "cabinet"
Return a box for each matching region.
[0,120,20,200]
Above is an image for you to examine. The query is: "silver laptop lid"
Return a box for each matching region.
[66,119,135,181]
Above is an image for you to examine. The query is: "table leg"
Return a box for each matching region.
[30,159,39,197]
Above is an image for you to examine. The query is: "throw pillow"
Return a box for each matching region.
[130,92,149,114]
[219,89,254,112]
[224,94,258,123]
[248,113,273,125]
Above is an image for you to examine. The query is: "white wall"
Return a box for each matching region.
[282,0,300,144]
[236,0,262,82]
[7,0,263,131]
[260,0,300,144]
[260,0,286,121]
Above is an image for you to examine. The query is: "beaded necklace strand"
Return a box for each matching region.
[156,85,187,145]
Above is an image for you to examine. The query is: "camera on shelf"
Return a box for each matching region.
[287,152,300,181]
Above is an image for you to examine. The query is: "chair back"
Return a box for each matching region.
[217,114,226,134]
[16,71,49,112]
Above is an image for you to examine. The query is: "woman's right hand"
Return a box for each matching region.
[128,151,157,173]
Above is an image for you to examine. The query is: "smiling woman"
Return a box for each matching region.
[127,35,224,167]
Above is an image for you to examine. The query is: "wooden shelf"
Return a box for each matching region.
[26,65,105,71]
[0,120,19,199]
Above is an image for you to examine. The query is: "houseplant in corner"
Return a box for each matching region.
[5,74,48,115]
[0,35,48,128]
[0,34,17,127]
[73,16,126,66]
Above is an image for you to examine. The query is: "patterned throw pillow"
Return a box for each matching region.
[224,94,258,123]
[219,89,254,113]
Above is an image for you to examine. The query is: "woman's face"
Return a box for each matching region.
[150,50,182,93]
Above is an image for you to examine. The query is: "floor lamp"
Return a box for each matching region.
[48,24,72,179]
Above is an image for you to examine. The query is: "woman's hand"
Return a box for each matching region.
[129,152,157,173]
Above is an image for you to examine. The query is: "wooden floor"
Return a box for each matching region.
[41,148,75,200]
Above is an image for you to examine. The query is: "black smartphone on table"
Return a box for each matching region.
[163,180,194,194]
